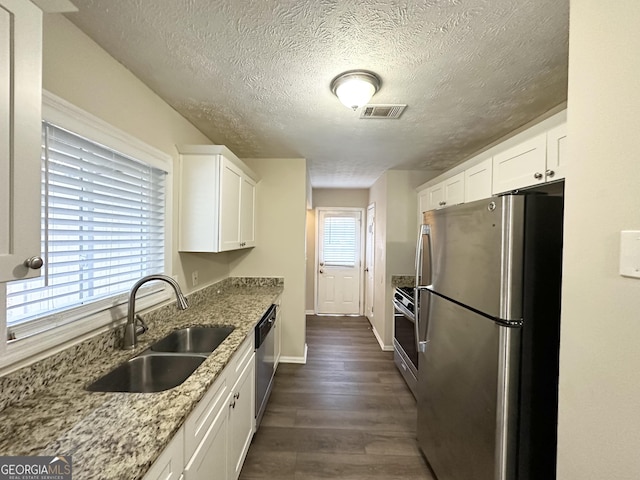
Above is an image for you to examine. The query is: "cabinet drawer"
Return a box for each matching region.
[184,372,228,462]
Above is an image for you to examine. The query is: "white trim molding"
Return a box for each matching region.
[279,343,308,364]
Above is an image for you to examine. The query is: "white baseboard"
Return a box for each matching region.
[305,310,315,315]
[370,324,394,352]
[279,343,308,364]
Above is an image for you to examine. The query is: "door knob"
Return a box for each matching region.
[546,169,555,178]
[534,172,543,180]
[319,269,324,274]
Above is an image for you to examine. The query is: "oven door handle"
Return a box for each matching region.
[393,300,415,323]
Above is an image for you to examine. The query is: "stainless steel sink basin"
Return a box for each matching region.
[150,326,235,354]
[86,354,205,393]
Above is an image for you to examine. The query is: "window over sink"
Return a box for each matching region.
[0,92,173,370]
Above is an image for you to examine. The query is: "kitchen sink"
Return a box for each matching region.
[86,354,205,393]
[150,326,235,354]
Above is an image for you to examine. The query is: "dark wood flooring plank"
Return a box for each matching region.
[239,315,430,480]
[249,426,367,455]
[294,453,435,480]
[294,409,417,433]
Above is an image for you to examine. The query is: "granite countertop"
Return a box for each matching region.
[0,279,283,480]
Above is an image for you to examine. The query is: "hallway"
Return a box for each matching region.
[239,315,434,479]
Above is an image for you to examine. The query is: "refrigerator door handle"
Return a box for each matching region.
[415,287,431,353]
[414,224,431,289]
[415,224,432,353]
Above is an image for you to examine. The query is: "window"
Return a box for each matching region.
[1,92,172,364]
[321,214,358,267]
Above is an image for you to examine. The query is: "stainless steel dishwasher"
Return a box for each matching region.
[255,304,277,427]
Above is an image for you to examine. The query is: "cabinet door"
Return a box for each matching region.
[426,182,444,211]
[183,404,229,480]
[546,122,567,182]
[219,159,242,251]
[143,427,184,480]
[184,374,228,462]
[464,158,493,203]
[227,354,255,480]
[418,189,429,216]
[274,304,282,368]
[492,133,547,194]
[443,172,465,207]
[240,176,256,248]
[0,0,42,282]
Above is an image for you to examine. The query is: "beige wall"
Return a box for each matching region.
[368,171,433,347]
[557,2,640,478]
[305,189,371,312]
[230,158,308,360]
[42,14,230,293]
[368,175,388,346]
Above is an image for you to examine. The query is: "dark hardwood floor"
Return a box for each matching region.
[239,315,435,480]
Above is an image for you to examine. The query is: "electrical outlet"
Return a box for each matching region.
[191,270,199,287]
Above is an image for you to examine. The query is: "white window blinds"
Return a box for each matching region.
[6,122,167,335]
[322,215,358,267]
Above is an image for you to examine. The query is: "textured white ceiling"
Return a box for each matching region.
[66,0,569,188]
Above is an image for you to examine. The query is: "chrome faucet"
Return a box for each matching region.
[123,274,189,350]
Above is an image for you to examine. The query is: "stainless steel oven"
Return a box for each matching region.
[393,286,418,398]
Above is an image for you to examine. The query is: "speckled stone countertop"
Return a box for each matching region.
[0,277,283,480]
[391,275,415,288]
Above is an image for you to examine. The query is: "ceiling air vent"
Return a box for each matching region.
[360,104,407,119]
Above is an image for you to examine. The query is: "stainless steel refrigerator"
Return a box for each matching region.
[415,193,563,480]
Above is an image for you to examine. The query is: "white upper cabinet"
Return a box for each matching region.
[492,111,568,194]
[425,182,444,211]
[492,132,547,194]
[464,157,493,203]
[239,176,256,248]
[178,145,258,253]
[425,172,465,210]
[546,122,568,182]
[0,0,42,282]
[417,110,567,216]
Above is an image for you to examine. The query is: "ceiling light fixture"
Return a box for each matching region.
[330,70,381,111]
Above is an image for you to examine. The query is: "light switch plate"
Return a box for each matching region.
[619,231,640,278]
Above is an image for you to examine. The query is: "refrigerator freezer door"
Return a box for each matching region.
[417,293,520,480]
[421,195,525,322]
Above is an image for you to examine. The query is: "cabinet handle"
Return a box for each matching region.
[534,172,543,180]
[24,256,44,270]
[230,400,236,409]
[234,392,240,400]
[438,201,446,206]
[546,169,555,178]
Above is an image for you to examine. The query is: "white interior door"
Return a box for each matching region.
[365,204,375,320]
[316,209,363,315]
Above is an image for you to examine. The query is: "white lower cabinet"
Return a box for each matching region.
[183,403,228,480]
[143,427,185,480]
[143,335,256,480]
[274,299,282,368]
[227,353,255,480]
